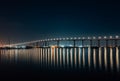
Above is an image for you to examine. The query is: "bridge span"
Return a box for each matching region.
[4,35,120,48]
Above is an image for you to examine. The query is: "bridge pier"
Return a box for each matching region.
[35,42,39,47]
[116,47,119,72]
[106,40,108,47]
[82,40,84,47]
[57,40,59,47]
[73,40,76,47]
[90,40,92,47]
[98,40,100,47]
[115,39,118,47]
[44,41,47,47]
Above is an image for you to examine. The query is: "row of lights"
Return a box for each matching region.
[10,35,119,46]
[38,35,119,42]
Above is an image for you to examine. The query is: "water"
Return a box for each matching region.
[0,47,120,80]
[0,47,119,71]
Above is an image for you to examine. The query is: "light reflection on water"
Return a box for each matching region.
[116,47,119,72]
[0,47,119,72]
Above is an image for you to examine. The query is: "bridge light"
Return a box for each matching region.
[21,46,26,49]
[116,35,119,38]
[63,38,65,40]
[104,36,107,39]
[59,38,62,40]
[66,38,69,40]
[70,37,73,40]
[93,36,96,39]
[60,45,64,47]
[78,37,81,39]
[69,45,73,47]
[78,45,82,47]
[82,37,85,39]
[74,37,77,39]
[88,37,91,39]
[109,36,112,39]
[56,38,59,40]
[98,36,101,39]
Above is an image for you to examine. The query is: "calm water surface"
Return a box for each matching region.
[0,47,119,71]
[0,47,120,80]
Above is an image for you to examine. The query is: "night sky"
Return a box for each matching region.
[0,0,120,43]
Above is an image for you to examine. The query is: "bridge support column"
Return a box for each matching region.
[90,40,92,47]
[115,39,118,47]
[57,40,59,47]
[73,40,76,47]
[36,42,39,47]
[106,40,108,47]
[44,41,47,47]
[98,40,100,47]
[82,40,84,47]
[47,41,49,47]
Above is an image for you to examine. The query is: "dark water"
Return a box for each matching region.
[0,47,120,81]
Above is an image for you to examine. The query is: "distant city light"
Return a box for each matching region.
[21,46,26,48]
[51,45,56,48]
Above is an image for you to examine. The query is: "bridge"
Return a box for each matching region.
[3,35,120,49]
[0,35,119,72]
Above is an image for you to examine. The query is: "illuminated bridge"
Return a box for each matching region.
[5,35,120,48]
[0,35,120,72]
